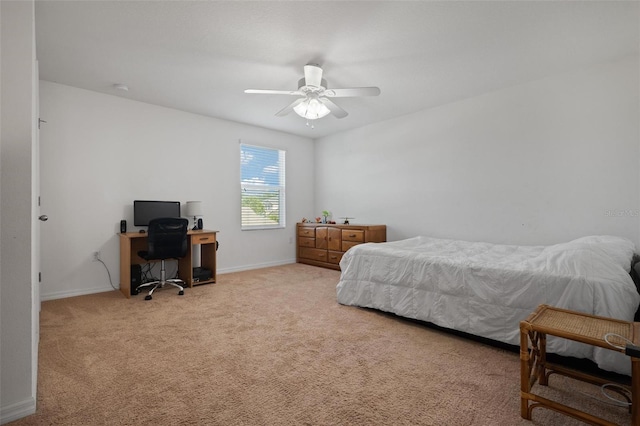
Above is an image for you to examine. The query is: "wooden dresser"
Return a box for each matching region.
[296,223,387,270]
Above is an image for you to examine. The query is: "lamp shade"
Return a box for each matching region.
[185,201,203,217]
[293,98,331,120]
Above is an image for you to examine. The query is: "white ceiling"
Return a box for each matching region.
[35,1,639,139]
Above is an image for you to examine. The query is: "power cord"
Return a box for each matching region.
[139,262,180,282]
[95,254,117,291]
[600,384,631,407]
[140,263,157,283]
[604,332,640,358]
[571,381,631,408]
[603,332,633,351]
[577,332,636,407]
[94,254,179,292]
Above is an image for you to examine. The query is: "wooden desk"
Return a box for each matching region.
[520,304,639,425]
[118,229,218,299]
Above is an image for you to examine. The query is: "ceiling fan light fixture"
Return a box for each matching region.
[245,63,379,121]
[293,98,330,120]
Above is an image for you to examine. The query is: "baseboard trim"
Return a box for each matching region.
[40,259,297,301]
[40,285,115,301]
[1,396,36,425]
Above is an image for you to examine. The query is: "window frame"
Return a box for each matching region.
[240,143,286,231]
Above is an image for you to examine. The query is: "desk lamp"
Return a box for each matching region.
[185,201,203,230]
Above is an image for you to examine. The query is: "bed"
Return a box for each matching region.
[336,235,640,375]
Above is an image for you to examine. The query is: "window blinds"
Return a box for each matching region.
[240,143,286,230]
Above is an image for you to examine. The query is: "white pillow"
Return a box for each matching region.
[545,235,635,272]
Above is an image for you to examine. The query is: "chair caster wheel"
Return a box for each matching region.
[178,290,184,295]
[145,295,152,300]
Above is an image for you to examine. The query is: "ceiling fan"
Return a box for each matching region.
[244,64,380,121]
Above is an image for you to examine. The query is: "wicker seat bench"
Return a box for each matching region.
[520,304,639,425]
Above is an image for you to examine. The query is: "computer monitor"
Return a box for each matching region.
[133,200,181,226]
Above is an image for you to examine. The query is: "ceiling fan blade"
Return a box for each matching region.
[303,64,323,88]
[245,89,303,96]
[319,97,348,119]
[275,98,306,117]
[324,87,381,97]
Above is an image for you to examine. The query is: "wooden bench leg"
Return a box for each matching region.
[520,327,531,419]
[633,357,639,425]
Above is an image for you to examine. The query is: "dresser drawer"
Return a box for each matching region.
[298,227,315,238]
[342,230,364,242]
[327,251,344,264]
[297,223,386,271]
[299,247,327,262]
[342,241,362,251]
[298,237,315,248]
[192,233,216,244]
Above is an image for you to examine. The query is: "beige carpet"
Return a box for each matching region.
[9,264,632,425]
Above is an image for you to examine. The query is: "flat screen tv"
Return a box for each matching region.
[133,200,181,226]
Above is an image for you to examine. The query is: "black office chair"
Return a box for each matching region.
[136,217,189,300]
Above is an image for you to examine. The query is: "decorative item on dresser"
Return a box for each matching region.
[296,222,386,270]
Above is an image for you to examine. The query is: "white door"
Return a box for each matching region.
[31,58,44,392]
[33,61,44,318]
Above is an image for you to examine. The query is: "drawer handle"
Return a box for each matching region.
[318,254,324,257]
[200,237,209,241]
[330,256,337,260]
[349,234,357,237]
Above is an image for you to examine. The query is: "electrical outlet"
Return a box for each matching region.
[93,251,100,261]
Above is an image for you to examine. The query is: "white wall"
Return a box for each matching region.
[0,1,38,423]
[315,56,640,247]
[39,82,314,300]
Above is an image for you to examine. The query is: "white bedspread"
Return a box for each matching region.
[336,235,640,375]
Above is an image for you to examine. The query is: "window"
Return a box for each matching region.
[240,143,286,230]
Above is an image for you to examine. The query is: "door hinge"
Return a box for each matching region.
[39,272,41,283]
[38,118,47,129]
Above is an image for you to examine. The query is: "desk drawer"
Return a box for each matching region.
[192,233,216,244]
